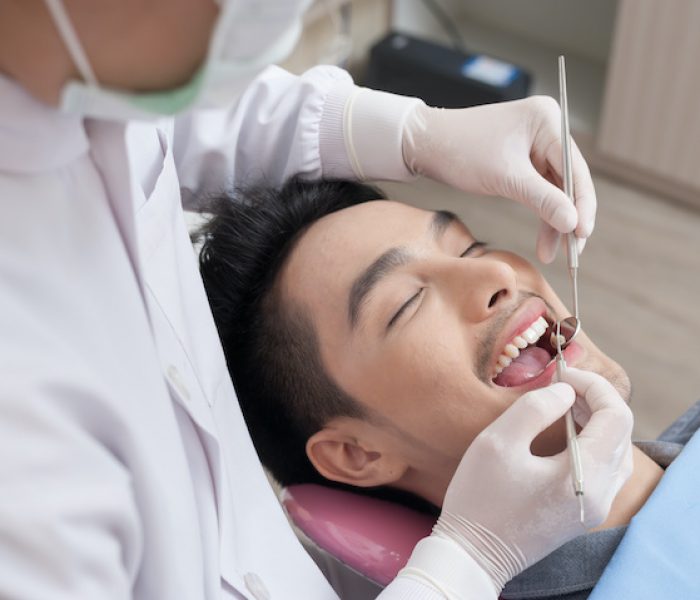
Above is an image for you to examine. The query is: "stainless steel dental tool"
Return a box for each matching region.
[557,55,585,524]
[558,55,581,340]
[554,320,585,524]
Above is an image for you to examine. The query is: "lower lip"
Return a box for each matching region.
[495,341,584,391]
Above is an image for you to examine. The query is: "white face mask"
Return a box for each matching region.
[42,0,308,121]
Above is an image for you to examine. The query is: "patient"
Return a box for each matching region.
[199,178,693,598]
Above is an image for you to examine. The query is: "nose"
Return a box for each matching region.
[443,257,518,323]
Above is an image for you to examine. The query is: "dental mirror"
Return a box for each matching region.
[550,316,580,351]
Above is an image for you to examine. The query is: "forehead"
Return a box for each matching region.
[279,200,453,331]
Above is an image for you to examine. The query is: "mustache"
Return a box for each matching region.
[475,291,557,383]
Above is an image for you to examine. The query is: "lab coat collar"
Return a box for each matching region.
[0,73,89,174]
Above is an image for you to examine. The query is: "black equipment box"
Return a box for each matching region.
[363,32,531,108]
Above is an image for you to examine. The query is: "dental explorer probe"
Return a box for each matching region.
[558,56,585,525]
[558,55,580,326]
[555,321,585,524]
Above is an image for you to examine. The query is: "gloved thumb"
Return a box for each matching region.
[488,383,576,449]
[558,368,633,456]
[536,221,588,264]
[514,171,578,234]
[536,221,561,264]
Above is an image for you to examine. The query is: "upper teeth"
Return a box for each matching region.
[493,316,548,377]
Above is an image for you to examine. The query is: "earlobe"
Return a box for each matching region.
[306,427,407,488]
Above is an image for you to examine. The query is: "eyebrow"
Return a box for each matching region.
[347,210,459,328]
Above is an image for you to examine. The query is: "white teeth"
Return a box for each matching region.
[493,315,551,380]
[498,355,512,367]
[504,343,520,358]
[522,329,538,344]
[533,316,548,334]
[513,336,528,349]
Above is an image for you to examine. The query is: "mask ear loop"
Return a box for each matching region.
[42,0,99,87]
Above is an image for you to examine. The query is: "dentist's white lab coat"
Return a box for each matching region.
[0,5,441,600]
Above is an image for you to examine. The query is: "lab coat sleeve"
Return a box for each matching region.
[0,369,141,600]
[172,64,422,206]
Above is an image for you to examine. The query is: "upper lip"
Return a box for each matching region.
[489,297,554,381]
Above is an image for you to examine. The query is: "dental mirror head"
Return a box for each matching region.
[550,316,580,351]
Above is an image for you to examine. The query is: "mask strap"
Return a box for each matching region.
[42,0,99,87]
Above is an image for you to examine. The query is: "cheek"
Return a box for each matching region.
[572,334,632,401]
[350,329,463,417]
[348,325,509,457]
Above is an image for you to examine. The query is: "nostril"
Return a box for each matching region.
[488,289,508,308]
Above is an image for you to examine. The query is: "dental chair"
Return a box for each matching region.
[282,484,434,599]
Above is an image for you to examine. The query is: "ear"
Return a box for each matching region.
[306,421,408,488]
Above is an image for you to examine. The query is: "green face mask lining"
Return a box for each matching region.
[128,67,207,115]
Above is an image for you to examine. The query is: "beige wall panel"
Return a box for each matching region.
[598,0,700,190]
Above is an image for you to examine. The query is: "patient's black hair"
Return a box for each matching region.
[198,177,438,515]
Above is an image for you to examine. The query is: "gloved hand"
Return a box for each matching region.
[402,98,596,263]
[395,370,633,598]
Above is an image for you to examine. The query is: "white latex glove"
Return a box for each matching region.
[394,370,633,598]
[402,98,596,263]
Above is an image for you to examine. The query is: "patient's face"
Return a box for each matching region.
[280,201,630,501]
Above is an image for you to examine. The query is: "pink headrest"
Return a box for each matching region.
[282,484,435,585]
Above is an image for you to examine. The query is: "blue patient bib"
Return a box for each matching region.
[590,427,700,598]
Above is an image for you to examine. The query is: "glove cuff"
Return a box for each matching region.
[320,83,423,181]
[433,512,527,591]
[398,535,500,599]
[344,87,423,181]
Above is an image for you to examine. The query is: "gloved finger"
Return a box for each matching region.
[558,368,633,452]
[515,170,577,234]
[572,393,592,428]
[487,383,576,449]
[536,213,586,263]
[542,135,595,240]
[619,439,635,488]
[570,139,596,238]
[584,438,635,529]
[542,130,595,235]
[536,221,562,264]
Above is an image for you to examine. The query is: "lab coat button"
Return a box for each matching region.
[243,572,270,600]
[166,365,190,401]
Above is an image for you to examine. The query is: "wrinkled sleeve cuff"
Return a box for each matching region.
[319,83,424,182]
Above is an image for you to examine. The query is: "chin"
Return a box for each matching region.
[605,366,632,403]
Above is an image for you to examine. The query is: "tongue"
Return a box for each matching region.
[495,346,552,387]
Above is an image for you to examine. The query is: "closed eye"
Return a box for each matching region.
[387,241,487,329]
[460,241,487,257]
[387,288,424,329]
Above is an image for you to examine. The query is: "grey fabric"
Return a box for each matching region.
[500,527,626,599]
[501,399,700,600]
[657,400,700,445]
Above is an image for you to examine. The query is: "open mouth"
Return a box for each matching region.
[492,313,561,388]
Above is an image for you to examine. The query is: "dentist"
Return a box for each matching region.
[0,1,629,599]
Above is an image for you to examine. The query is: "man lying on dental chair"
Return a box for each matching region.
[198,177,700,600]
